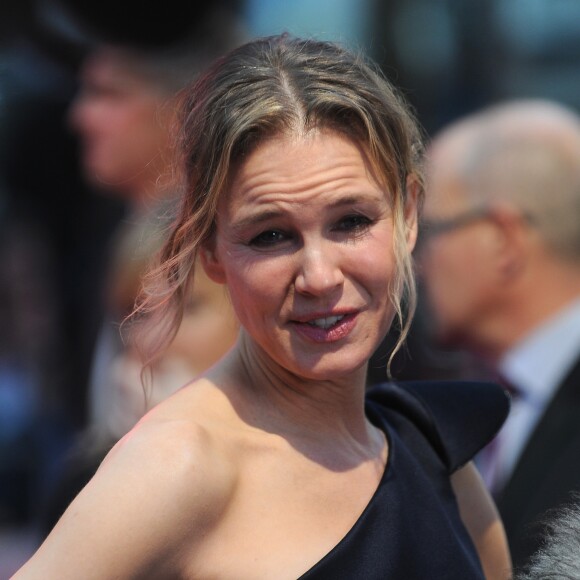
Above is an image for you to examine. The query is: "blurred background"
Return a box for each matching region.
[0,0,579,573]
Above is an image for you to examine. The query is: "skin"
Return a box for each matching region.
[203,130,403,382]
[168,265,239,374]
[110,264,240,433]
[14,130,509,579]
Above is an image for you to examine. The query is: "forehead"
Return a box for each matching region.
[81,51,149,93]
[424,131,475,218]
[224,130,385,208]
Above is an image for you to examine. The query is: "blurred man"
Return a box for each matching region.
[420,100,580,568]
[69,46,177,209]
[39,28,246,536]
[68,21,245,438]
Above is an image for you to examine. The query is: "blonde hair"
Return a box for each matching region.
[132,34,425,373]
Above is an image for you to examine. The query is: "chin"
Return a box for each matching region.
[288,350,370,382]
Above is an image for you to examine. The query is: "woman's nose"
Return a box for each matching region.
[294,244,344,296]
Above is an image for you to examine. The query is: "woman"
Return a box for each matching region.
[15,35,511,579]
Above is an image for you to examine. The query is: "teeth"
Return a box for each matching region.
[307,315,345,329]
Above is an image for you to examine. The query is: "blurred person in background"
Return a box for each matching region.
[0,6,114,570]
[37,7,244,535]
[419,99,580,569]
[68,35,243,440]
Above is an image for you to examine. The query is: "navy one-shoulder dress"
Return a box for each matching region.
[299,381,510,580]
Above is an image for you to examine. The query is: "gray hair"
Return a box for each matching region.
[458,100,580,261]
[517,497,580,579]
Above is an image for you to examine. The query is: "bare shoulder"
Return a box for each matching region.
[14,383,237,579]
[104,404,237,512]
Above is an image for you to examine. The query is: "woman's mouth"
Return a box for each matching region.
[306,314,345,329]
[292,312,357,343]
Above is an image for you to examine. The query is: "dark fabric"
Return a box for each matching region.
[497,356,580,570]
[300,380,510,580]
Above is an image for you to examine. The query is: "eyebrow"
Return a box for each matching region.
[228,193,382,232]
[229,209,285,233]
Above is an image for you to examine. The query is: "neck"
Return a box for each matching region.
[213,331,374,445]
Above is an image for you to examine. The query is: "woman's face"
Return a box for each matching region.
[203,130,417,380]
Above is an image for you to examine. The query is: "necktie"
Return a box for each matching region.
[477,375,521,495]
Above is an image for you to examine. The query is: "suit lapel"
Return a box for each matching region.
[497,355,580,566]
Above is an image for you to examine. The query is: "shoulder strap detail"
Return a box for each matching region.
[367,381,510,472]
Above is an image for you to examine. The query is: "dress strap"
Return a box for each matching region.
[366,380,510,472]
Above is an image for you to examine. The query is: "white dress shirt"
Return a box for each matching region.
[482,297,580,493]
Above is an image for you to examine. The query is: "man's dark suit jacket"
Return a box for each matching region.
[497,356,580,569]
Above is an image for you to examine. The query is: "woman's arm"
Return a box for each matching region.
[12,418,231,579]
[451,461,512,580]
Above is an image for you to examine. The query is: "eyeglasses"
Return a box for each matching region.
[421,207,491,239]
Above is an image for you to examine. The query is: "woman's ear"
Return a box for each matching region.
[200,239,227,284]
[404,175,421,252]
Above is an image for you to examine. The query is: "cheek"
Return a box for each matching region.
[359,235,399,297]
[223,259,287,326]
[97,102,155,146]
[100,104,134,132]
[366,260,397,306]
[426,246,487,321]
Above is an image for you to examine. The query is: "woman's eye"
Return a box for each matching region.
[335,214,373,233]
[249,230,287,247]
